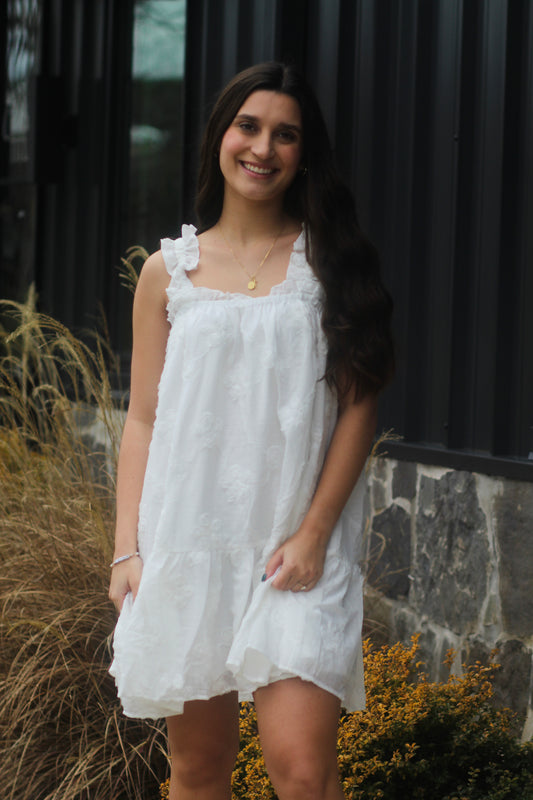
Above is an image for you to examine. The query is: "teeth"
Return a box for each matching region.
[243,162,275,175]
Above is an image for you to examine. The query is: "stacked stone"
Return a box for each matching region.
[363,457,533,741]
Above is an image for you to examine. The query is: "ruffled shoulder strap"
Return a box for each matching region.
[280,226,322,300]
[291,228,306,264]
[160,224,199,278]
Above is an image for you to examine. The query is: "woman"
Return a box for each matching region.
[109,62,393,800]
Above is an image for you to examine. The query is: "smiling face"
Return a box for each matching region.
[218,90,303,207]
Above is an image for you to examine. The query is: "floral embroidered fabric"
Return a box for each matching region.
[110,224,366,718]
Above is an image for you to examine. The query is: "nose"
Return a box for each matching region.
[251,132,274,160]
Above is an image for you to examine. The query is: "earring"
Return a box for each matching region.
[300,166,308,176]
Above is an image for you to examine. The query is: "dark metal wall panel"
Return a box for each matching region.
[35,0,133,349]
[306,0,341,141]
[277,0,308,67]
[425,0,462,448]
[518,2,533,460]
[249,0,279,64]
[503,0,533,461]
[465,0,507,454]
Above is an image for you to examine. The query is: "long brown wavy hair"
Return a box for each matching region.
[195,62,394,400]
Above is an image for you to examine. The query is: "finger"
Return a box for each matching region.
[291,580,309,593]
[271,564,295,591]
[264,550,284,580]
[280,572,309,593]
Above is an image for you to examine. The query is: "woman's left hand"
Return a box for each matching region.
[263,391,378,594]
[264,526,328,593]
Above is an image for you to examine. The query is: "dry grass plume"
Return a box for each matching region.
[0,286,168,799]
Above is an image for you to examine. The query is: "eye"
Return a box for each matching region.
[276,129,298,143]
[237,121,256,133]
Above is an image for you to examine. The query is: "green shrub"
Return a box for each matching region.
[337,638,533,799]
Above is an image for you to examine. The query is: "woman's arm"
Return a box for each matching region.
[265,390,378,592]
[108,251,170,612]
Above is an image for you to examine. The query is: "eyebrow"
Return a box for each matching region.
[235,113,302,133]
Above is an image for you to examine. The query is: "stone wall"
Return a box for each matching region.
[363,456,533,741]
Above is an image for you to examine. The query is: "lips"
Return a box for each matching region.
[240,161,277,176]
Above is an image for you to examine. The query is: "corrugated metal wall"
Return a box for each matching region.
[33,0,133,343]
[183,0,533,476]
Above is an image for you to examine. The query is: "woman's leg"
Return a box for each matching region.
[254,678,345,800]
[166,691,239,800]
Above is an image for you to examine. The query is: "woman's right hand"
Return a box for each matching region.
[108,556,143,613]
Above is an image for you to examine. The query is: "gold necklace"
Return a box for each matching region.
[219,225,284,290]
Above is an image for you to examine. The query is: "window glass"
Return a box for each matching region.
[5,0,42,177]
[1,0,42,302]
[127,0,187,253]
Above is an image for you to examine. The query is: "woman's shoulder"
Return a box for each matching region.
[139,249,166,278]
[134,250,170,313]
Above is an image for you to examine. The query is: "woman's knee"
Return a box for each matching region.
[255,679,342,799]
[167,694,239,790]
[266,748,339,800]
[171,738,238,790]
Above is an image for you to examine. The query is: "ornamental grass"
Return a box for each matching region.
[0,290,168,799]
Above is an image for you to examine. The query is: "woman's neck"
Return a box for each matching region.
[215,195,288,245]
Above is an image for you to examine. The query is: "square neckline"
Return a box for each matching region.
[183,227,306,300]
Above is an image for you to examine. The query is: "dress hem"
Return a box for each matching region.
[115,662,365,720]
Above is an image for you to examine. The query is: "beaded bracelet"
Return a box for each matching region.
[110,551,140,568]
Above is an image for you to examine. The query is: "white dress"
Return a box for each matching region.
[110,224,366,719]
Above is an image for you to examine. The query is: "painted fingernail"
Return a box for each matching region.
[261,573,267,582]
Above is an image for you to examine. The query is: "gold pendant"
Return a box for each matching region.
[248,278,257,290]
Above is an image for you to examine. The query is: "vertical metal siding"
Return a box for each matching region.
[499,0,533,461]
[34,0,133,349]
[306,0,341,141]
[469,0,507,454]
[519,2,533,460]
[425,1,461,449]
